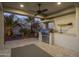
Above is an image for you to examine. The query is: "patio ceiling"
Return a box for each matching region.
[2,2,78,17]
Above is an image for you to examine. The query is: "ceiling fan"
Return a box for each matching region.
[29,3,48,16]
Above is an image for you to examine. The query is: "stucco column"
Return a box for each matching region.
[38,32,42,42]
[74,6,79,52]
[0,3,4,49]
[49,32,54,45]
[49,33,52,45]
[76,6,79,35]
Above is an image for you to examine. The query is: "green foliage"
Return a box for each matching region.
[4,14,14,27]
[28,16,33,22]
[25,16,33,23]
[4,14,20,27]
[19,28,27,35]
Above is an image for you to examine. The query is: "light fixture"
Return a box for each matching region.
[20,4,24,8]
[57,2,61,5]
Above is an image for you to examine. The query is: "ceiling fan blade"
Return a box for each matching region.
[41,9,48,12]
[34,13,38,16]
[41,13,47,16]
[33,12,38,17]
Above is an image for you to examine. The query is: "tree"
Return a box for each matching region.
[4,14,14,37]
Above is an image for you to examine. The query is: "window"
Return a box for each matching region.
[4,12,12,16]
[4,12,29,24]
[4,12,30,29]
[34,17,41,23]
[13,14,28,24]
[48,22,55,30]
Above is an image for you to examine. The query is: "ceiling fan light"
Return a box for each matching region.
[20,4,24,8]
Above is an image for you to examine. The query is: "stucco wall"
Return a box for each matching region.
[0,3,4,48]
[52,13,79,52]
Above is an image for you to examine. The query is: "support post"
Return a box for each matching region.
[49,32,54,45]
[38,32,42,42]
[49,33,52,45]
[0,3,4,49]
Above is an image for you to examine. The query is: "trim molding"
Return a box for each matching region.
[47,7,75,19]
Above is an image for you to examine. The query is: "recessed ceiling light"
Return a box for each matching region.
[20,4,24,8]
[57,2,61,5]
